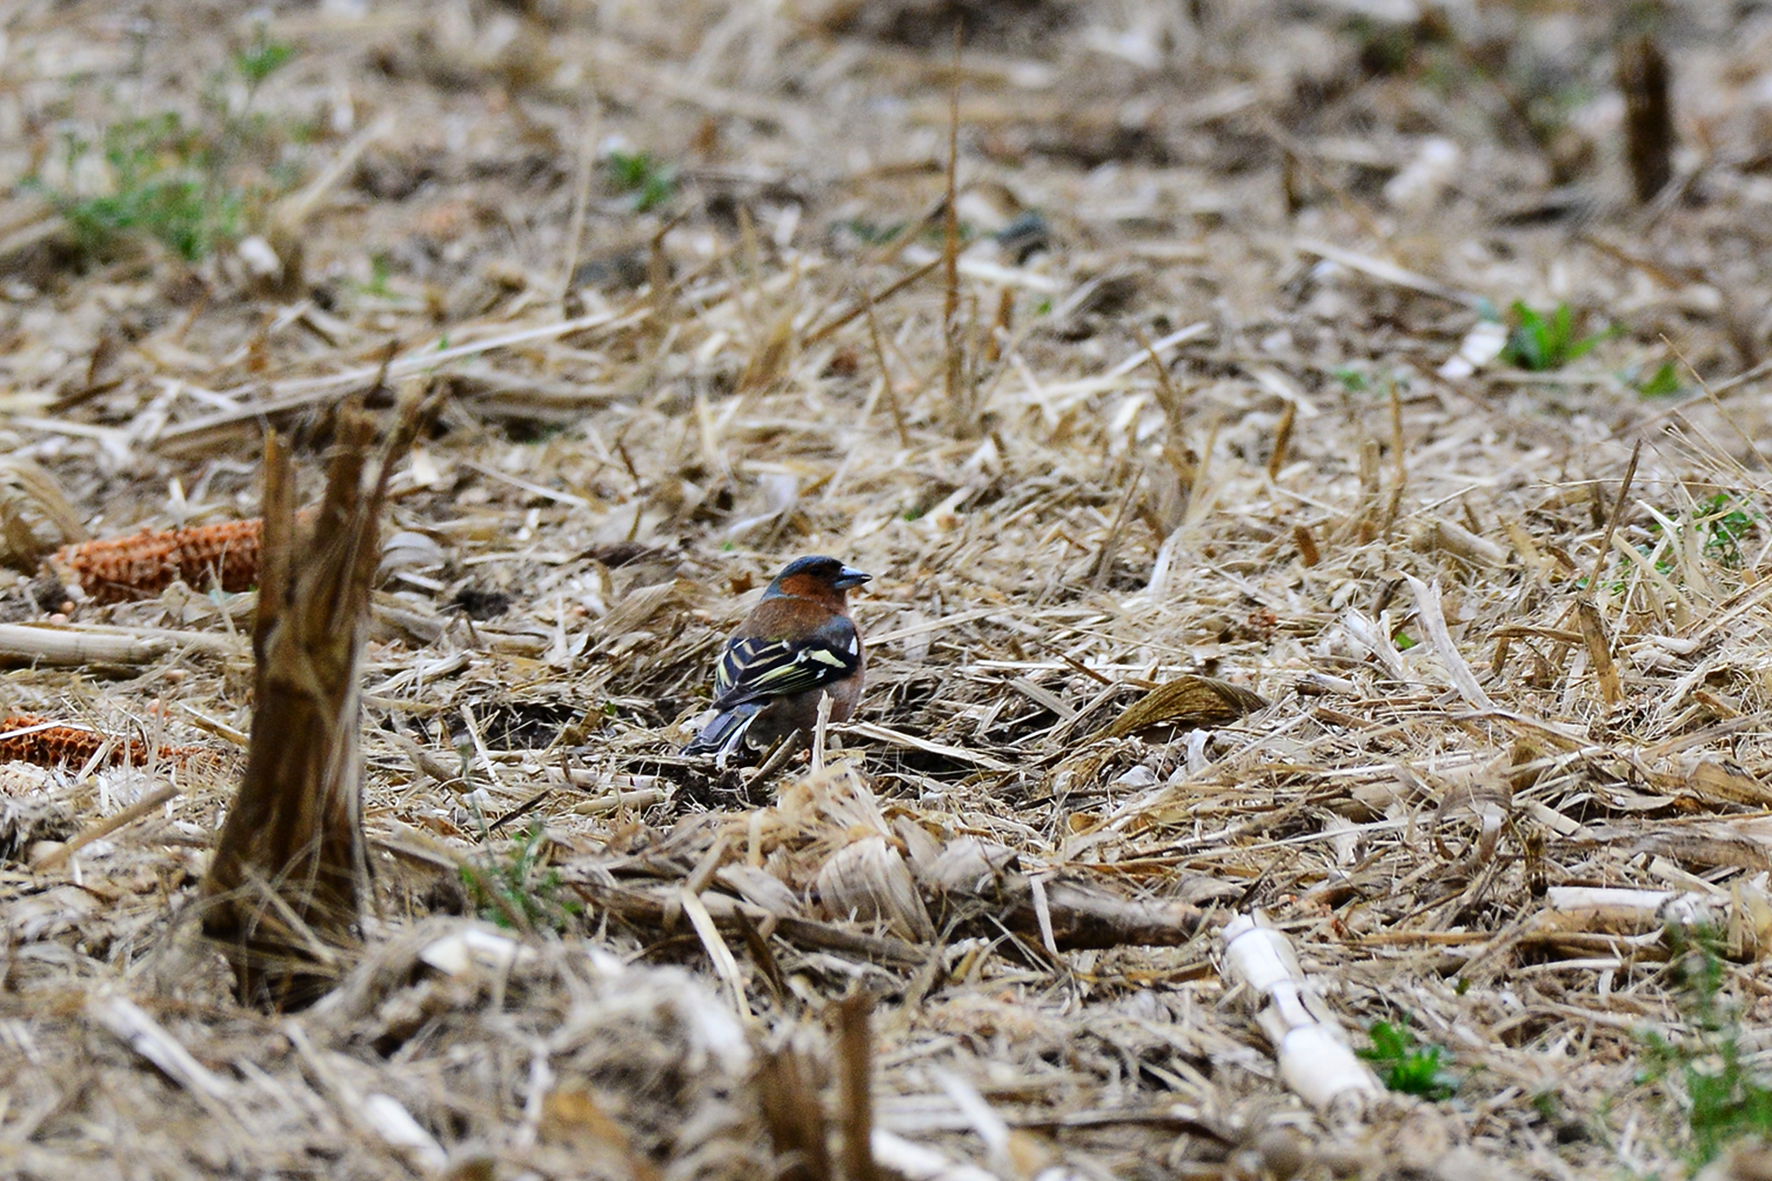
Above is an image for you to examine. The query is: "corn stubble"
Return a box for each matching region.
[201,399,421,1009]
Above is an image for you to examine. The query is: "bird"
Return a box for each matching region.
[684,555,871,765]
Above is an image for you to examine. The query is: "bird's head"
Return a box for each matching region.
[765,554,872,604]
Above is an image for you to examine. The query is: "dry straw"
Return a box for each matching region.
[4,0,1772,1176]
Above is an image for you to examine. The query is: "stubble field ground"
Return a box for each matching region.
[5,1,1772,1177]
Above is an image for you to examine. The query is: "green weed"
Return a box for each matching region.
[1634,361,1685,398]
[1641,493,1759,574]
[28,36,300,261]
[38,114,240,260]
[1360,1017,1459,1099]
[360,252,395,298]
[606,149,677,212]
[1346,16,1421,76]
[843,218,908,245]
[1640,925,1772,1168]
[459,819,581,933]
[235,31,296,90]
[1696,493,1759,568]
[1502,301,1619,371]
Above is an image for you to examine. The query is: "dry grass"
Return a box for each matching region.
[5,0,1772,1176]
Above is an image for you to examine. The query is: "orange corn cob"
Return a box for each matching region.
[0,714,210,769]
[54,519,264,605]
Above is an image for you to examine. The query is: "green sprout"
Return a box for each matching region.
[33,114,240,260]
[1634,360,1685,398]
[1502,301,1619,371]
[1695,493,1758,568]
[1640,493,1760,576]
[459,819,581,933]
[606,149,677,212]
[362,251,394,298]
[1640,925,1772,1168]
[1360,1017,1459,1100]
[842,218,908,245]
[27,38,303,262]
[235,31,296,90]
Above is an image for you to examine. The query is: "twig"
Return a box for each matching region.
[155,308,629,448]
[1590,439,1642,590]
[33,784,181,870]
[570,878,925,968]
[839,721,1013,772]
[1401,576,1495,711]
[803,258,943,346]
[89,994,234,1105]
[941,27,967,437]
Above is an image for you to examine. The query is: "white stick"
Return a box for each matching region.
[89,994,232,1102]
[869,1128,997,1181]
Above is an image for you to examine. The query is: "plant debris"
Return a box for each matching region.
[4,0,1772,1176]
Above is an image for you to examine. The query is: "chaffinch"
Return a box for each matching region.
[684,555,871,765]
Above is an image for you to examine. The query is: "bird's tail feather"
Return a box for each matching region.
[683,703,763,763]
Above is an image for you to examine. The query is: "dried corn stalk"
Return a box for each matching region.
[1221,912,1381,1116]
[815,836,935,942]
[202,396,423,1009]
[1529,884,1772,960]
[1618,35,1674,204]
[55,519,265,604]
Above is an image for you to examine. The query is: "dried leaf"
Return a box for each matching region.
[0,456,85,570]
[1090,676,1267,741]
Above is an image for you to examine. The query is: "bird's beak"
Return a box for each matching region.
[832,566,872,590]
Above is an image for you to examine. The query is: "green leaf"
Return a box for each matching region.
[1360,1017,1459,1100]
[1501,301,1618,372]
[1635,361,1685,398]
[606,150,677,212]
[237,36,296,87]
[459,819,581,933]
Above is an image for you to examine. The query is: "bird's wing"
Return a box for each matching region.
[713,614,861,707]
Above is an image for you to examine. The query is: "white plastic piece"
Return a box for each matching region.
[237,235,283,280]
[418,926,534,976]
[1279,1024,1380,1112]
[1438,319,1508,380]
[1221,913,1382,1114]
[1384,137,1462,211]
